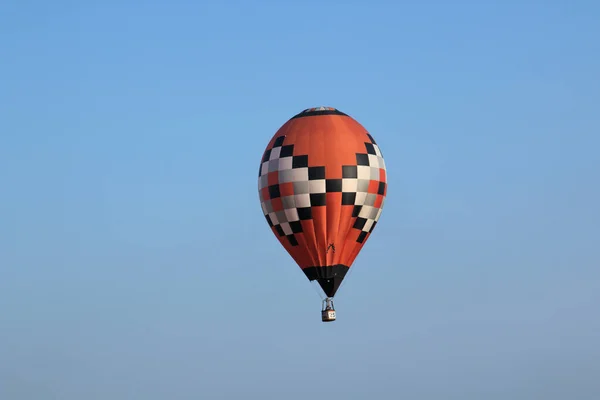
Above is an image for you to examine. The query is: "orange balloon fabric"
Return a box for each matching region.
[258,107,387,297]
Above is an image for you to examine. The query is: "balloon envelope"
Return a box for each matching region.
[258,107,387,297]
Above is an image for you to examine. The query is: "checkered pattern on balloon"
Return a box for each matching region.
[257,107,387,310]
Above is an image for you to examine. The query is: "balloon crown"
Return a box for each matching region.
[291,106,348,119]
[301,106,338,113]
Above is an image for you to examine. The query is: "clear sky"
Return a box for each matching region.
[1,1,599,399]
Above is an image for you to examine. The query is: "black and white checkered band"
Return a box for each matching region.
[258,133,386,246]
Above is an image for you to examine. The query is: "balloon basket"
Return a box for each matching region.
[321,298,336,322]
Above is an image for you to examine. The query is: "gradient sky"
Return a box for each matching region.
[1,1,599,399]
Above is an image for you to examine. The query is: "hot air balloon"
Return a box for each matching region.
[258,106,387,322]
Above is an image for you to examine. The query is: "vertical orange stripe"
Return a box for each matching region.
[311,206,327,266]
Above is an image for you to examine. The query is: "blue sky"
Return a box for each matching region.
[1,1,599,398]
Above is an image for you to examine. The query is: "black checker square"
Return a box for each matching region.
[310,193,326,206]
[262,149,271,163]
[265,214,273,227]
[353,217,367,230]
[352,205,362,218]
[275,225,285,236]
[273,135,285,147]
[286,234,299,246]
[356,153,369,166]
[289,220,303,234]
[364,142,376,155]
[308,166,326,180]
[369,220,377,233]
[377,181,386,195]
[367,133,377,145]
[342,192,356,205]
[279,145,294,158]
[297,207,312,220]
[357,231,368,243]
[326,179,342,192]
[342,165,358,178]
[268,184,281,199]
[292,155,308,169]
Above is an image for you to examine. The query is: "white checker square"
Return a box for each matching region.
[357,165,371,180]
[279,167,308,183]
[268,212,279,225]
[363,219,374,232]
[259,174,268,189]
[368,206,379,219]
[278,156,293,171]
[264,199,274,214]
[368,154,380,168]
[278,169,292,183]
[284,208,299,222]
[370,166,380,180]
[294,193,311,208]
[309,179,326,193]
[357,179,370,193]
[293,181,309,194]
[378,157,386,170]
[275,210,287,223]
[290,167,308,182]
[342,178,358,192]
[358,205,374,219]
[355,191,367,205]
[365,193,377,206]
[269,146,281,160]
[261,161,269,176]
[281,195,295,210]
[268,159,279,172]
[374,145,382,157]
[280,222,293,235]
